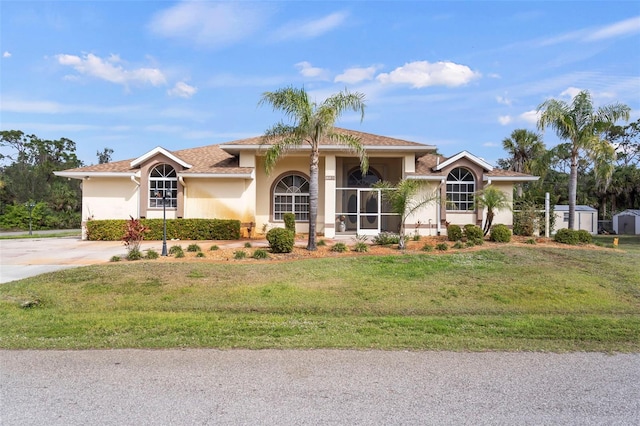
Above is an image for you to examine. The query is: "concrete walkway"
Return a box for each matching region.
[0,236,269,284]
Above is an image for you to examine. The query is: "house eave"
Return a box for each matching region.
[484,176,539,182]
[54,171,136,179]
[220,144,436,155]
[178,171,255,179]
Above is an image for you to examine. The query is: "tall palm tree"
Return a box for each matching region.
[501,129,546,198]
[537,90,629,229]
[475,185,511,236]
[259,86,368,251]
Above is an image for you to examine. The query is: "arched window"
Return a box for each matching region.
[149,164,178,208]
[446,167,475,211]
[347,168,381,187]
[273,174,309,221]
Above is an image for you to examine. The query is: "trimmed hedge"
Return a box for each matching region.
[489,224,511,243]
[283,213,296,233]
[554,228,592,245]
[266,227,295,253]
[447,224,463,241]
[85,218,241,241]
[463,224,483,241]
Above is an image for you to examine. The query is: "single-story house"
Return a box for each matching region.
[554,205,598,235]
[55,128,538,239]
[613,209,640,235]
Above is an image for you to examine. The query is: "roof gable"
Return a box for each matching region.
[130,146,192,169]
[434,150,493,172]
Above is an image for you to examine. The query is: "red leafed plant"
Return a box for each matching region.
[122,216,148,259]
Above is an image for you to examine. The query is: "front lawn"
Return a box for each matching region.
[1,241,639,351]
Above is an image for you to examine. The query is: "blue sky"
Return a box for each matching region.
[1,1,639,167]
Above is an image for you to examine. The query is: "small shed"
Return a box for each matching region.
[554,205,598,235]
[613,210,640,235]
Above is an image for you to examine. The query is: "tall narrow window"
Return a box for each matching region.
[149,164,178,208]
[446,168,475,211]
[273,174,309,221]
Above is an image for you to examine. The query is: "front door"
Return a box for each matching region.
[357,189,380,235]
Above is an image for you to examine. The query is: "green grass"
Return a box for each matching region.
[1,241,639,351]
[0,230,81,240]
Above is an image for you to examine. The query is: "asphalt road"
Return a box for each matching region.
[1,350,639,425]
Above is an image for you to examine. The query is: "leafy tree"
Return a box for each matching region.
[0,130,83,229]
[259,86,368,251]
[474,185,511,236]
[97,148,114,164]
[373,179,436,249]
[537,90,630,229]
[607,118,640,167]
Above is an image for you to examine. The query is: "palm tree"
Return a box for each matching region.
[374,179,436,249]
[259,86,368,251]
[475,185,511,236]
[501,129,546,198]
[537,90,630,229]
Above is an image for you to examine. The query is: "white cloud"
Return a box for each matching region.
[585,16,640,41]
[272,11,348,41]
[520,110,540,125]
[168,81,197,98]
[335,66,379,84]
[295,61,329,79]
[56,53,166,87]
[560,86,583,99]
[376,61,480,88]
[148,1,269,48]
[496,95,512,106]
[3,51,11,58]
[498,115,512,125]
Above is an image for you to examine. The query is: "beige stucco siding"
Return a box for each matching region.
[82,178,140,222]
[489,182,514,228]
[254,155,323,234]
[183,178,255,223]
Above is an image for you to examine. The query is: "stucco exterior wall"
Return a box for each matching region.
[182,178,255,224]
[82,178,140,222]
[488,182,514,228]
[554,210,598,235]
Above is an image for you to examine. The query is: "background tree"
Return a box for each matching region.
[0,130,83,230]
[537,90,630,229]
[259,86,368,251]
[373,179,436,249]
[498,129,546,198]
[474,185,511,236]
[97,148,114,164]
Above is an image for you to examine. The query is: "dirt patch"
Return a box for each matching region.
[147,235,601,264]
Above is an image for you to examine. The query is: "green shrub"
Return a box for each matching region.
[469,237,484,246]
[525,238,536,245]
[317,239,327,247]
[435,242,449,251]
[266,227,295,253]
[490,224,511,243]
[126,248,143,261]
[283,213,296,233]
[554,228,591,245]
[452,241,465,249]
[331,242,348,252]
[513,202,539,236]
[145,249,159,259]
[210,245,219,251]
[447,224,463,241]
[353,242,368,253]
[244,242,252,248]
[372,232,400,245]
[252,249,269,259]
[110,255,121,262]
[169,245,184,257]
[463,224,483,241]
[421,244,434,252]
[86,218,241,241]
[576,230,592,244]
[233,250,247,259]
[465,241,476,248]
[196,252,205,258]
[186,243,201,252]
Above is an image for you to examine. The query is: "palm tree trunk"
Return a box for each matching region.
[568,151,578,230]
[307,150,319,251]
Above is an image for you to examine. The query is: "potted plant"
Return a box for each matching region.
[337,215,346,232]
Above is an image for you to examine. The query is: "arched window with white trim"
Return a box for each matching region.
[149,164,177,208]
[273,174,309,221]
[446,167,475,211]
